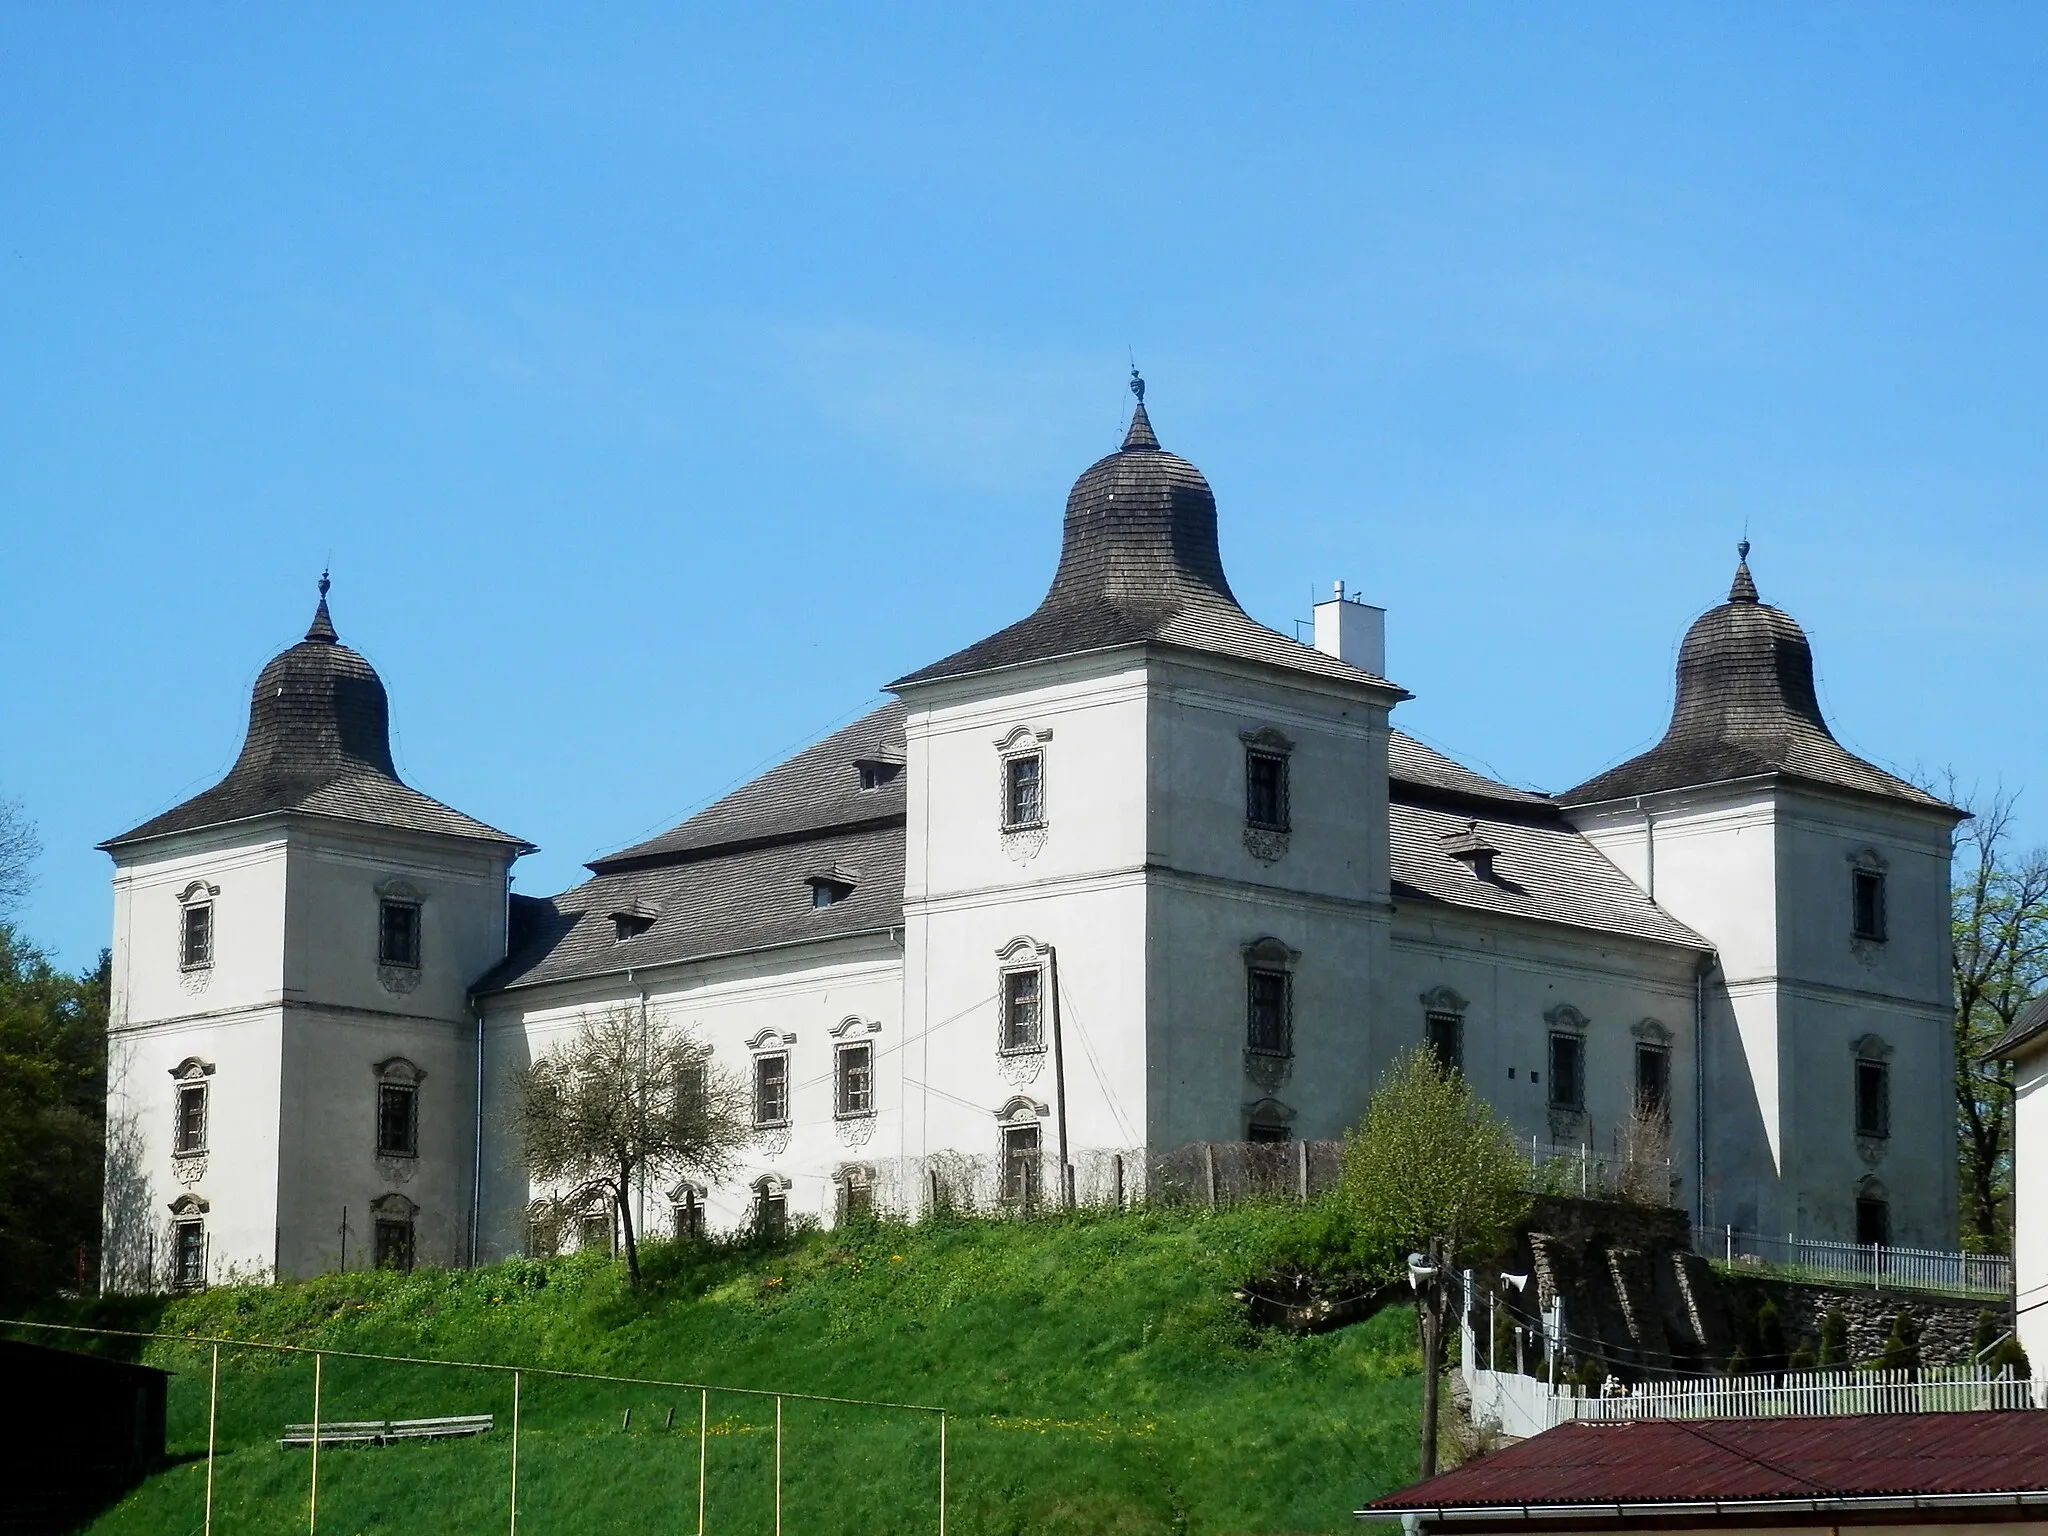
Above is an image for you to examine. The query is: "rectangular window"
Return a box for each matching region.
[1855,1059,1890,1138]
[1635,1044,1670,1115]
[174,1223,206,1289]
[174,1082,208,1154]
[753,1052,789,1126]
[1247,969,1291,1055]
[1004,752,1044,829]
[1246,750,1290,830]
[1852,868,1887,942]
[181,904,214,969]
[373,1218,415,1273]
[377,1083,418,1157]
[673,1192,704,1241]
[1002,1123,1042,1209]
[1547,1033,1584,1112]
[1425,1011,1463,1073]
[1002,968,1043,1052]
[1856,1195,1890,1248]
[379,900,422,968]
[836,1042,874,1116]
[675,1060,708,1121]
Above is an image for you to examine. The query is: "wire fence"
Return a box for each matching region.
[1693,1225,2013,1298]
[1,1318,948,1535]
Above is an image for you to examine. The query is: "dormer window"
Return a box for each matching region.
[1441,821,1499,882]
[612,911,656,943]
[855,756,903,791]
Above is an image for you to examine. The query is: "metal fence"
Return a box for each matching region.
[1,1318,948,1536]
[1693,1225,2013,1297]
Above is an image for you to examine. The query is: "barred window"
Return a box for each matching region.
[753,1052,789,1127]
[175,1082,208,1154]
[181,904,214,969]
[1247,968,1291,1055]
[836,1042,874,1116]
[1246,749,1290,830]
[377,1083,418,1157]
[174,1222,206,1289]
[1004,752,1044,829]
[1547,1033,1584,1112]
[1425,1011,1463,1073]
[379,900,421,968]
[1002,969,1043,1052]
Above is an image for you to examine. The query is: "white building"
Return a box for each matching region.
[100,391,1962,1288]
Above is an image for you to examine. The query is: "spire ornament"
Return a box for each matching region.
[1729,540,1759,604]
[306,568,339,642]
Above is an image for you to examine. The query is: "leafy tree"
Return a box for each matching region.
[0,927,109,1309]
[1946,784,2048,1251]
[508,1004,751,1288]
[1875,1311,1921,1374]
[1339,1046,1530,1479]
[1816,1309,1850,1367]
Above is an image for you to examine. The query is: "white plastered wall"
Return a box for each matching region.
[476,934,903,1257]
[1573,782,1957,1243]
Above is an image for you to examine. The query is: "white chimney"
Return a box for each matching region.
[1312,580,1386,676]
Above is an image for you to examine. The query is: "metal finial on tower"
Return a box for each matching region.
[1129,365,1145,405]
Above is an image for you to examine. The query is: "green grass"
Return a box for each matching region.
[33,1203,1425,1535]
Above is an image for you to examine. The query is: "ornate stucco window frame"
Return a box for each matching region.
[1243,936,1300,1092]
[1239,726,1295,864]
[176,880,220,981]
[1421,985,1469,1073]
[995,724,1053,864]
[169,1057,214,1180]
[830,1016,880,1148]
[747,1029,795,1156]
[374,1056,424,1177]
[994,936,1051,1085]
[1543,1003,1589,1135]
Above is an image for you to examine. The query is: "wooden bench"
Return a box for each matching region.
[279,1415,493,1448]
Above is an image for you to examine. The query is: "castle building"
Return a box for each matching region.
[99,394,1961,1288]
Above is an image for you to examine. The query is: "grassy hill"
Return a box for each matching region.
[42,1203,1425,1535]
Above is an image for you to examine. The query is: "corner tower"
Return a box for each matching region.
[100,579,529,1288]
[889,386,1407,1202]
[1561,548,1962,1245]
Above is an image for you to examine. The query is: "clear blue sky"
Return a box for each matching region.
[5,5,2046,971]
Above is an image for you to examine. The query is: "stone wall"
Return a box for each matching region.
[1481,1195,2007,1381]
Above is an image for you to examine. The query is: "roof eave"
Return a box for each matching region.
[1361,1490,2048,1523]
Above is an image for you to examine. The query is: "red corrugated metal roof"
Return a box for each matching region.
[1365,1413,2048,1513]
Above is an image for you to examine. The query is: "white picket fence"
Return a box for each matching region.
[1471,1363,2040,1435]
[1695,1225,2013,1298]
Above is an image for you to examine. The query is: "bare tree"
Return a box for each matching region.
[1613,1090,1672,1208]
[507,1004,752,1287]
[0,797,39,920]
[1946,782,2048,1251]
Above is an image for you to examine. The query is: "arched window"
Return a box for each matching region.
[371,1193,418,1272]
